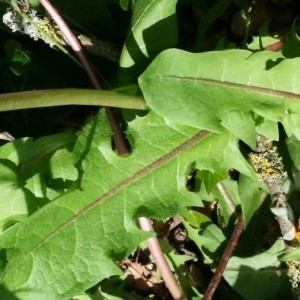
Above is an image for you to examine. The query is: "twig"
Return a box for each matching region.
[38,0,128,155]
[138,217,187,300]
[203,215,244,300]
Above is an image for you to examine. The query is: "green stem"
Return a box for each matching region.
[0,89,148,111]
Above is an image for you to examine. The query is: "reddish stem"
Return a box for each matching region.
[39,0,129,155]
[139,217,187,300]
[203,216,244,300]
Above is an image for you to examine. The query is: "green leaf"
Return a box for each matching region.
[0,110,254,298]
[238,174,266,226]
[118,0,178,84]
[139,49,300,145]
[224,239,291,300]
[280,247,300,261]
[213,179,241,226]
[221,109,256,149]
[0,138,31,166]
[28,0,40,7]
[182,219,226,265]
[160,240,197,299]
[0,187,37,232]
[287,135,300,170]
[198,169,227,194]
[282,20,300,59]
[256,119,279,141]
[189,177,241,227]
[46,148,78,181]
[0,160,37,232]
[24,146,78,201]
[4,40,33,76]
[0,133,78,232]
[183,210,211,228]
[17,133,76,181]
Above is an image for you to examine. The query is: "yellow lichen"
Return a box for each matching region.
[249,145,287,185]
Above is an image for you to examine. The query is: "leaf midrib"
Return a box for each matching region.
[160,76,300,100]
[27,130,211,255]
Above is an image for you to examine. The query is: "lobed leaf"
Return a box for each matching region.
[139,49,300,147]
[0,109,254,299]
[2,48,300,299]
